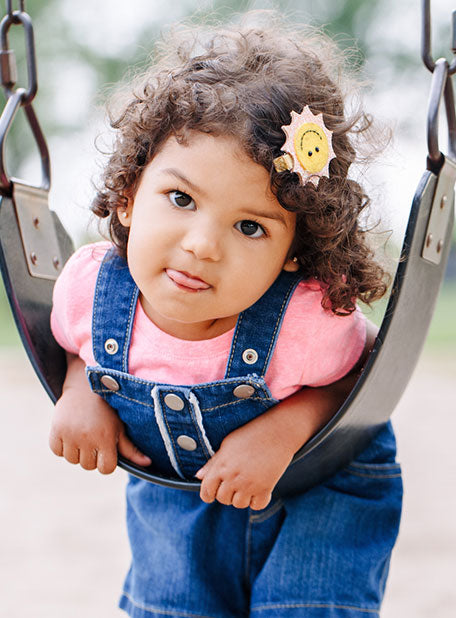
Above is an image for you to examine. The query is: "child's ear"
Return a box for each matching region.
[283,257,300,272]
[117,201,133,227]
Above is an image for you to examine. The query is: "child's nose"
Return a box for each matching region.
[180,221,222,261]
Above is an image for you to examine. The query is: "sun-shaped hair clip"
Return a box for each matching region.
[273,106,336,186]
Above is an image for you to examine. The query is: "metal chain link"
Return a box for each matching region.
[422,0,456,75]
[6,1,25,17]
[0,0,36,105]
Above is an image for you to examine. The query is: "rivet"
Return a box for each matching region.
[100,375,120,391]
[440,195,447,209]
[233,384,255,399]
[30,252,37,265]
[53,256,60,270]
[242,348,258,365]
[177,435,197,451]
[164,393,185,411]
[32,217,40,228]
[436,239,443,253]
[426,233,433,248]
[104,338,119,355]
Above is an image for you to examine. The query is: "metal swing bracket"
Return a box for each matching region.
[12,180,63,280]
[0,2,63,281]
[421,3,456,265]
[422,156,456,264]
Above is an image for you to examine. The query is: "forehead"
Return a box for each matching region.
[143,131,276,203]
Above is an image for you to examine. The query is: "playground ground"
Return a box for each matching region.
[0,345,455,618]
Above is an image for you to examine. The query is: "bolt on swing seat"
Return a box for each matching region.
[0,1,455,496]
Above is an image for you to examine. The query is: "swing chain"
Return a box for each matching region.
[422,0,456,75]
[0,0,36,106]
[6,1,24,18]
[0,1,49,194]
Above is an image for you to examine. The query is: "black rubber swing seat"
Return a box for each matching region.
[0,35,455,497]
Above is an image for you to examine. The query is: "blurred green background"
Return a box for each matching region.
[0,0,455,351]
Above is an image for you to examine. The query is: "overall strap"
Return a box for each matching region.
[225,270,302,379]
[91,247,139,372]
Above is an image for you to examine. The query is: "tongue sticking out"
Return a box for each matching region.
[166,269,210,290]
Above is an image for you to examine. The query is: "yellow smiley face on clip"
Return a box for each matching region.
[294,122,329,173]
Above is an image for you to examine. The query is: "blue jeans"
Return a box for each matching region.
[119,423,402,618]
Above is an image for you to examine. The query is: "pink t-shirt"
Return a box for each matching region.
[50,242,366,400]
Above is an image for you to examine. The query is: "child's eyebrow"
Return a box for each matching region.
[161,168,206,197]
[242,207,287,226]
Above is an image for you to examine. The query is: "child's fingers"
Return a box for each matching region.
[79,447,98,471]
[117,432,152,467]
[48,433,63,457]
[214,481,236,506]
[96,448,118,475]
[199,474,221,503]
[231,492,251,509]
[249,492,272,511]
[62,443,80,465]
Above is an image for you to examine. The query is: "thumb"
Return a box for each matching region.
[118,431,152,467]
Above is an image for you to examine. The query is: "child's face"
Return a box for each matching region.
[119,131,297,340]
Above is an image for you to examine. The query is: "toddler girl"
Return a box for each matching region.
[49,17,402,618]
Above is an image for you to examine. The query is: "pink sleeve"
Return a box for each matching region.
[266,280,366,396]
[50,242,110,356]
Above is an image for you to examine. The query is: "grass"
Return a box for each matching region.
[1,277,455,350]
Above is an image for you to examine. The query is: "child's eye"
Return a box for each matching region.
[235,220,266,238]
[168,190,195,210]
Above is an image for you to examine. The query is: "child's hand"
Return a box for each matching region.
[49,354,151,474]
[195,420,294,510]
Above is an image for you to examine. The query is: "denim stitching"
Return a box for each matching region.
[345,470,402,479]
[122,286,139,373]
[244,511,252,587]
[90,389,156,407]
[261,278,299,377]
[91,255,106,365]
[348,462,401,470]
[225,312,244,377]
[157,390,186,474]
[151,386,184,478]
[90,387,275,412]
[249,499,283,523]
[196,379,266,392]
[87,369,272,395]
[250,602,379,614]
[201,397,275,413]
[188,392,215,459]
[121,591,218,618]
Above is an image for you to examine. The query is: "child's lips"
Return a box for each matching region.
[166,269,211,291]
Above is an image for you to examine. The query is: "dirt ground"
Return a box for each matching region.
[0,346,455,618]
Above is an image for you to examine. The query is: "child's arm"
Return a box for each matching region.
[49,353,151,473]
[196,320,377,510]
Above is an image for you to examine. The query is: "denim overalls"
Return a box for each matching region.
[87,249,403,618]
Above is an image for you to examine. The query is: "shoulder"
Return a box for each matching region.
[50,241,113,354]
[59,240,113,276]
[273,277,367,386]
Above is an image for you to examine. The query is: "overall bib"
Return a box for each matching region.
[87,250,403,618]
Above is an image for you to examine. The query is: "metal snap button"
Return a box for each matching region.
[104,338,119,355]
[242,348,258,365]
[233,384,255,399]
[164,393,185,411]
[177,435,197,451]
[100,375,120,392]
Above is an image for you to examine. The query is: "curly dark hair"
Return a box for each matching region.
[92,14,388,315]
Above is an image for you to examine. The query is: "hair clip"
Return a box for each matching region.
[273,106,336,186]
